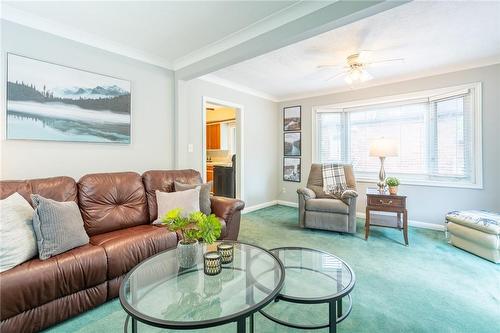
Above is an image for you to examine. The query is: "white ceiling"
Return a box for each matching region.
[204,1,500,101]
[2,0,332,69]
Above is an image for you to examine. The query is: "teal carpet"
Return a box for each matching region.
[44,205,500,333]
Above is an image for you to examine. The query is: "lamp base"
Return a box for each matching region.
[377,180,386,193]
[377,156,386,192]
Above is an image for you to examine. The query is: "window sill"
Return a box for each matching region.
[355,177,483,190]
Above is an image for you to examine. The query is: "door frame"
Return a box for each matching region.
[202,96,244,201]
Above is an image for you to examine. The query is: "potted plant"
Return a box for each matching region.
[386,177,400,195]
[161,208,221,268]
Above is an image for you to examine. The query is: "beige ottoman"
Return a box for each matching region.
[445,210,499,263]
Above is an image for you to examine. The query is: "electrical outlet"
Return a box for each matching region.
[187,144,193,153]
[282,187,286,193]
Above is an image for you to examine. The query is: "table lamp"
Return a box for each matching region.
[369,138,398,192]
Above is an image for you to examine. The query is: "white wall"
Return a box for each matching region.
[278,64,500,225]
[177,78,278,207]
[0,21,175,180]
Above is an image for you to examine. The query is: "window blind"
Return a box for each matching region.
[315,86,478,186]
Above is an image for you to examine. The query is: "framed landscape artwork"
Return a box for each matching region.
[283,157,301,182]
[6,53,131,143]
[283,105,301,131]
[284,132,301,156]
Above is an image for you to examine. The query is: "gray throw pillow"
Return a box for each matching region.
[174,181,212,215]
[31,194,89,260]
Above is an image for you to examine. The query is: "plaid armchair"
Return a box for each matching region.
[297,164,358,233]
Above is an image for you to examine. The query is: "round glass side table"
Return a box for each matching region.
[259,247,355,333]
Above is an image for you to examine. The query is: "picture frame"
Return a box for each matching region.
[6,53,131,144]
[284,132,301,156]
[283,105,301,131]
[283,157,301,182]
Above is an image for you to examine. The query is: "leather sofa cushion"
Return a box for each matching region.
[0,244,107,321]
[142,169,202,222]
[0,283,107,333]
[0,176,77,205]
[78,172,149,236]
[90,225,178,279]
[305,198,349,214]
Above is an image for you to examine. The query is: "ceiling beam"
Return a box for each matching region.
[175,1,410,80]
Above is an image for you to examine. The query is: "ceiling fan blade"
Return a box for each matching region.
[357,50,374,63]
[326,71,349,81]
[367,58,404,66]
[317,64,342,69]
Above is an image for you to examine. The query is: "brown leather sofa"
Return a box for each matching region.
[0,169,244,333]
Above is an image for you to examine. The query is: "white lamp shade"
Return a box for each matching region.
[369,138,398,157]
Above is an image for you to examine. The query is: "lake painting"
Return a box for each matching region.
[7,54,131,143]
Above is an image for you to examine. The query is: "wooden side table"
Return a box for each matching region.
[365,188,408,246]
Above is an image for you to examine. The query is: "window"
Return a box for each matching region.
[314,83,482,188]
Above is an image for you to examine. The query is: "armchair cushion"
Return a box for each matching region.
[297,187,316,200]
[305,199,349,214]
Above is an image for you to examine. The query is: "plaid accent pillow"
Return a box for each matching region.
[322,164,347,197]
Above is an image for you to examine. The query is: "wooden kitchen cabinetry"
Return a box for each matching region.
[206,165,214,192]
[206,123,221,149]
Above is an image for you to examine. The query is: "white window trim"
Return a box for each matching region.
[311,82,483,189]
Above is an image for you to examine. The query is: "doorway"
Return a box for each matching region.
[202,97,244,201]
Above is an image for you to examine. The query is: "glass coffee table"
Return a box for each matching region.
[259,247,355,333]
[119,241,284,333]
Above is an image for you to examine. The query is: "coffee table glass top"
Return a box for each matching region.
[119,241,284,329]
[270,247,355,301]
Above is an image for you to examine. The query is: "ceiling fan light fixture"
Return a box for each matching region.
[360,70,373,82]
[344,75,353,84]
[350,69,361,80]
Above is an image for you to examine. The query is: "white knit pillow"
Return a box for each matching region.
[0,192,37,272]
[155,187,200,223]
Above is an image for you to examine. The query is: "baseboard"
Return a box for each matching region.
[355,212,445,231]
[276,200,298,208]
[242,200,278,214]
[248,201,445,231]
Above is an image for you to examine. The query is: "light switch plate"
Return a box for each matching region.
[188,144,193,153]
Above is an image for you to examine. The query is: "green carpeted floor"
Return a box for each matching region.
[44,205,500,333]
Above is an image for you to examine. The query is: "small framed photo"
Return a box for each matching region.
[283,106,301,131]
[284,132,301,156]
[283,157,301,182]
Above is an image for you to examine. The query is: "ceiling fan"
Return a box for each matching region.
[318,51,404,84]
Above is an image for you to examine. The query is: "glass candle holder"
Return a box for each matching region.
[217,242,234,264]
[203,251,222,276]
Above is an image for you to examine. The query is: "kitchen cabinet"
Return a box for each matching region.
[206,165,214,192]
[206,123,220,149]
[206,121,236,152]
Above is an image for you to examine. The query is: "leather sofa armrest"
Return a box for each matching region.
[210,196,245,241]
[297,187,316,200]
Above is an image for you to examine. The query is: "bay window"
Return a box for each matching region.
[313,83,482,188]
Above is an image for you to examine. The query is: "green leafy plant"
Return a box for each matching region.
[386,177,400,187]
[161,208,221,244]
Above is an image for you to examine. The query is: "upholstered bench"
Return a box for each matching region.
[445,210,499,263]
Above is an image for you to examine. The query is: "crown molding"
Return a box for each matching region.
[171,1,331,70]
[1,3,173,69]
[206,58,500,104]
[200,74,279,102]
[1,1,332,72]
[275,57,500,102]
